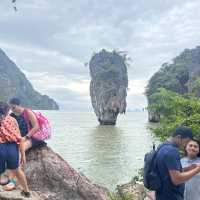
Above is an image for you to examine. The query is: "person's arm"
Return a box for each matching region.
[169,166,200,185]
[182,164,197,172]
[12,118,26,165]
[19,139,26,166]
[165,149,200,186]
[26,110,39,138]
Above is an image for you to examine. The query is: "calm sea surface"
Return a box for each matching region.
[42,111,155,190]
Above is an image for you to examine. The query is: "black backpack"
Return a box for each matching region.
[143,143,167,191]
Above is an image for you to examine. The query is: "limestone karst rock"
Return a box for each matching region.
[89,49,128,125]
[146,46,200,122]
[0,48,59,110]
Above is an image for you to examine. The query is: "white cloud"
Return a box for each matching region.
[1,0,200,110]
[66,80,90,96]
[128,79,147,95]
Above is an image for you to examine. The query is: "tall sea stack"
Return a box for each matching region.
[89,49,128,125]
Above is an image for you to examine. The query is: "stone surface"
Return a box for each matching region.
[0,190,42,200]
[0,48,59,110]
[23,145,108,200]
[147,110,160,123]
[89,49,128,125]
[117,182,155,200]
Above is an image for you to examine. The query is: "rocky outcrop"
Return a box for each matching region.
[146,46,200,122]
[147,110,160,123]
[89,49,128,125]
[116,182,154,200]
[0,48,59,110]
[0,145,108,200]
[0,190,42,200]
[23,145,108,200]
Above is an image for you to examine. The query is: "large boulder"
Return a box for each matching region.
[0,145,109,200]
[89,49,128,125]
[24,145,108,200]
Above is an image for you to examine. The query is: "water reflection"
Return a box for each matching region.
[86,125,124,189]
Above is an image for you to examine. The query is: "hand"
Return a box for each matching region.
[193,163,200,172]
[190,163,197,169]
[20,137,26,142]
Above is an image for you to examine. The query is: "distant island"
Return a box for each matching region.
[0,48,59,110]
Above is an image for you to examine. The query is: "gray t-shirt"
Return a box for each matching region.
[181,157,200,200]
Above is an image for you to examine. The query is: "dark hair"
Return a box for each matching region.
[184,139,200,157]
[9,97,21,106]
[172,126,193,139]
[0,102,10,116]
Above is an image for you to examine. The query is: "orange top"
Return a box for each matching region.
[0,116,22,144]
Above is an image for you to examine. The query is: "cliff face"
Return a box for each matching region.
[0,49,59,110]
[146,46,200,122]
[89,49,128,125]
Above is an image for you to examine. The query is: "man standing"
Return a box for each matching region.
[156,126,200,200]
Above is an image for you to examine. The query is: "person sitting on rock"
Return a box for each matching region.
[0,102,30,197]
[9,97,45,150]
[3,97,45,191]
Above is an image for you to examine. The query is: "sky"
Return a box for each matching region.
[0,0,200,110]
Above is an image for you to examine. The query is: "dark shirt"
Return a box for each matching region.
[10,112,28,137]
[10,112,45,148]
[155,142,184,200]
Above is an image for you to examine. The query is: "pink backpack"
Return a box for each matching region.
[23,109,51,141]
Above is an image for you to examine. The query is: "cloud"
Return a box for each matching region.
[128,79,147,95]
[23,70,91,110]
[0,0,200,110]
[0,42,84,72]
[23,70,90,96]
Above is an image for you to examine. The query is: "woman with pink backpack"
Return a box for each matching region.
[1,97,51,191]
[9,97,49,150]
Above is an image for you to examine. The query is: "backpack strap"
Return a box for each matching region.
[155,142,171,153]
[150,142,171,171]
[154,142,172,179]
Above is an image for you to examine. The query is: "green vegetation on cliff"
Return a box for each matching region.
[146,46,200,101]
[148,88,200,140]
[146,46,200,138]
[0,48,59,110]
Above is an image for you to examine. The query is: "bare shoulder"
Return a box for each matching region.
[26,109,35,117]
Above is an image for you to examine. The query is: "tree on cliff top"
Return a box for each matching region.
[146,46,200,101]
[148,88,200,140]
